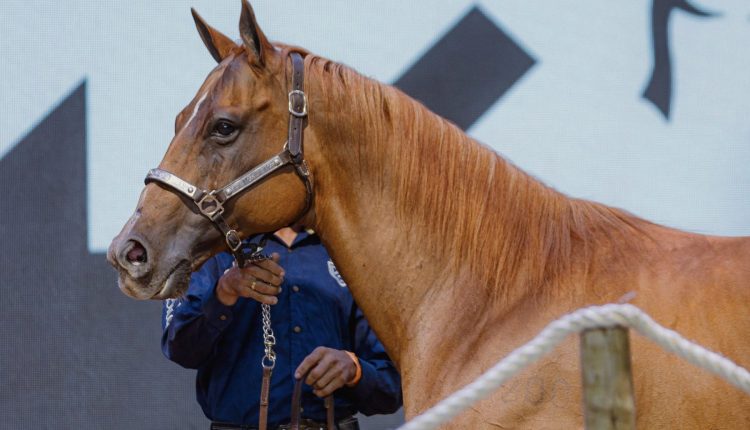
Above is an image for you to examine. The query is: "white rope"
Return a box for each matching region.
[397,303,750,430]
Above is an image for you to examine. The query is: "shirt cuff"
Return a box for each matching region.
[347,357,378,398]
[202,289,234,330]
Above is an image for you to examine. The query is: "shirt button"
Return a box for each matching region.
[292,285,300,293]
[293,326,302,333]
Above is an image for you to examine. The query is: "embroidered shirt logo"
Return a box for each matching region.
[164,298,181,327]
[327,260,348,288]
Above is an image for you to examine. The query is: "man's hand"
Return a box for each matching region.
[215,252,284,306]
[295,347,358,397]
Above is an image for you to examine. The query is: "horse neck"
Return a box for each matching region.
[302,60,644,365]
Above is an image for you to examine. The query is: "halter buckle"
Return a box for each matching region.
[197,192,224,220]
[225,229,242,252]
[288,90,308,117]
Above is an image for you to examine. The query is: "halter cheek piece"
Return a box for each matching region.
[144,52,313,268]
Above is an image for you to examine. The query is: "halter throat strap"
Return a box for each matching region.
[144,52,312,268]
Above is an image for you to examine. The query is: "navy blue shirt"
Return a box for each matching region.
[161,231,402,426]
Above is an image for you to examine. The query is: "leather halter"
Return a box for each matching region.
[144,52,312,268]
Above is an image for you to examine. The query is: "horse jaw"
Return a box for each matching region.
[110,257,191,300]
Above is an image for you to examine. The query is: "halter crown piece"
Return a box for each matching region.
[144,52,313,268]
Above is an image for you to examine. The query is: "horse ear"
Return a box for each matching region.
[191,8,237,63]
[239,0,272,67]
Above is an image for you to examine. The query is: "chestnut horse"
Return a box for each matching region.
[108,2,750,428]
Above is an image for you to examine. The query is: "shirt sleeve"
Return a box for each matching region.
[345,306,403,415]
[160,254,236,369]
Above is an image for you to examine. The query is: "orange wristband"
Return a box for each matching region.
[344,351,362,387]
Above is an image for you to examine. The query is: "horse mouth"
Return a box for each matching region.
[150,261,191,300]
[117,260,191,300]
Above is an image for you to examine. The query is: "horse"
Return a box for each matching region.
[107,1,750,427]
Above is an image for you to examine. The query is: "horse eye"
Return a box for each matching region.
[212,120,237,138]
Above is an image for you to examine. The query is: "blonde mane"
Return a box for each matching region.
[279,46,651,303]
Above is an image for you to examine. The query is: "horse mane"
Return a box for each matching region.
[275,44,651,303]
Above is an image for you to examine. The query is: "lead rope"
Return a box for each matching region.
[290,370,335,430]
[244,240,334,430]
[244,53,324,430]
[259,296,276,430]
[236,241,276,430]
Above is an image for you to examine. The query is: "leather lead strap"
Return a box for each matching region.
[290,371,335,430]
[325,396,335,430]
[258,366,273,430]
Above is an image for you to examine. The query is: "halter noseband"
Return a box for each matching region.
[144,52,313,268]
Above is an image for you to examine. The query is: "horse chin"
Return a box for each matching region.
[151,261,191,300]
[117,260,191,300]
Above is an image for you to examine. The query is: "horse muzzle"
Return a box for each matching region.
[108,233,190,300]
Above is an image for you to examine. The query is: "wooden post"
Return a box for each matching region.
[580,326,636,430]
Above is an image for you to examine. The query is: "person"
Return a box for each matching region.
[161,226,402,430]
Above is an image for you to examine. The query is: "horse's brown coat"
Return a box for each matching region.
[108,3,750,428]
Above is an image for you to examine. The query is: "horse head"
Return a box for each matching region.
[108,1,311,300]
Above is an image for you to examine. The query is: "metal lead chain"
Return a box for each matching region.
[261,302,276,369]
[241,240,277,371]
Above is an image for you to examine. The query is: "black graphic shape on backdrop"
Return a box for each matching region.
[0,82,205,429]
[643,0,716,119]
[395,7,535,130]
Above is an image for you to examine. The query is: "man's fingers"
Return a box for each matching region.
[304,354,336,387]
[244,278,281,296]
[236,281,279,304]
[217,263,284,306]
[311,362,341,391]
[254,253,285,278]
[222,276,278,304]
[313,376,347,398]
[247,289,278,305]
[242,265,283,287]
[239,256,283,285]
[294,346,327,380]
[295,348,353,397]
[252,291,278,305]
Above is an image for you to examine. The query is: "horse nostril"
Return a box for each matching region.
[125,240,148,265]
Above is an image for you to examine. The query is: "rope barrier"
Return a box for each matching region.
[397,303,750,430]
